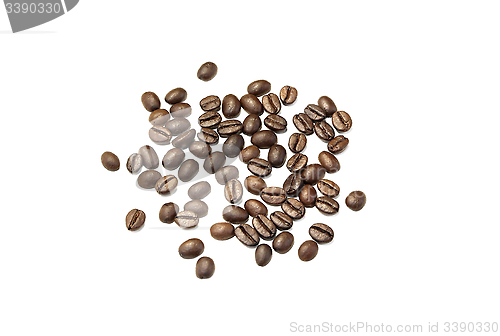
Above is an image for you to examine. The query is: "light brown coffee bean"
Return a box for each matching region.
[247,158,272,177]
[272,232,294,254]
[331,111,352,132]
[298,240,318,261]
[279,85,298,105]
[317,96,337,117]
[222,94,241,118]
[255,244,272,266]
[240,94,263,115]
[286,153,308,173]
[126,209,145,231]
[234,224,260,246]
[318,151,340,173]
[288,133,307,153]
[142,92,160,112]
[244,199,268,217]
[281,198,306,219]
[165,88,187,104]
[345,191,366,211]
[327,135,349,154]
[155,175,178,195]
[270,211,293,230]
[247,80,271,96]
[260,187,287,205]
[315,196,339,215]
[101,151,120,171]
[200,95,221,112]
[210,223,235,240]
[317,179,340,198]
[309,223,334,243]
[239,145,260,164]
[244,176,267,195]
[252,215,277,240]
[262,93,281,114]
[178,238,204,259]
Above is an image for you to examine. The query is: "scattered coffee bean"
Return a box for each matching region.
[318,151,340,173]
[198,110,222,128]
[281,198,306,219]
[239,145,260,164]
[222,205,249,224]
[293,113,314,135]
[314,120,335,142]
[247,79,271,96]
[315,196,339,215]
[317,179,340,198]
[270,211,293,230]
[255,244,272,266]
[137,169,161,189]
[215,165,239,185]
[175,210,199,228]
[188,181,211,199]
[264,114,287,133]
[267,144,287,168]
[331,110,352,132]
[162,148,185,170]
[301,164,326,185]
[317,96,337,117]
[286,153,308,173]
[251,130,277,149]
[288,133,307,153]
[165,117,191,136]
[210,223,235,240]
[223,134,245,158]
[346,191,366,211]
[304,104,326,122]
[244,176,267,195]
[101,151,120,171]
[200,95,221,112]
[235,224,260,246]
[244,199,268,217]
[309,223,334,243]
[247,158,272,177]
[141,91,160,112]
[327,135,349,154]
[165,88,187,104]
[149,126,172,145]
[189,141,212,159]
[242,114,262,135]
[272,232,294,254]
[196,256,215,279]
[126,209,145,231]
[252,215,277,240]
[184,200,209,218]
[279,85,298,105]
[149,109,170,125]
[126,153,143,174]
[262,93,281,114]
[159,202,179,223]
[224,179,243,204]
[197,127,219,144]
[170,103,192,118]
[179,238,204,259]
[260,187,287,205]
[299,184,317,208]
[155,175,178,195]
[203,151,226,174]
[283,172,304,197]
[222,94,241,118]
[217,119,243,138]
[298,240,318,261]
[240,94,263,115]
[197,61,218,81]
[172,129,196,149]
[138,145,159,169]
[178,159,199,182]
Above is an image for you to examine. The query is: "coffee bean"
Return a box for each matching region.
[301,164,326,185]
[101,151,120,171]
[267,145,286,168]
[197,61,218,81]
[223,134,245,158]
[217,119,243,138]
[247,80,271,96]
[165,88,187,104]
[247,158,272,177]
[286,153,308,173]
[331,111,352,132]
[162,148,185,170]
[244,199,268,217]
[293,113,314,135]
[299,185,317,208]
[137,169,161,189]
[234,224,260,246]
[255,244,272,266]
[178,238,204,259]
[184,200,208,218]
[138,145,159,169]
[239,145,260,164]
[327,135,349,154]
[172,129,196,149]
[210,223,235,240]
[281,198,305,219]
[272,232,294,254]
[252,215,277,240]
[346,191,366,211]
[170,103,192,118]
[222,205,249,224]
[298,240,318,261]
[149,109,170,125]
[314,120,335,142]
[260,187,286,205]
[196,257,215,279]
[251,130,277,149]
[197,128,219,145]
[198,111,222,129]
[165,117,191,136]
[200,95,221,112]
[304,104,326,122]
[270,211,293,230]
[262,93,281,114]
[309,223,334,243]
[188,181,211,199]
[240,94,263,115]
[315,196,339,215]
[155,175,178,195]
[203,151,226,174]
[317,179,340,198]
[142,92,161,112]
[149,126,172,145]
[283,172,304,197]
[126,153,143,174]
[159,202,179,223]
[189,141,212,159]
[264,114,287,133]
[178,159,199,182]
[215,165,239,185]
[222,94,241,118]
[288,133,307,153]
[317,96,337,117]
[224,179,243,204]
[318,151,340,173]
[279,85,298,105]
[126,209,146,231]
[242,114,262,135]
[175,210,199,228]
[244,176,267,195]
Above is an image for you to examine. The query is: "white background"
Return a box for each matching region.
[1,1,499,335]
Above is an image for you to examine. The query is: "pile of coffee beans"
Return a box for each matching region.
[101,62,366,279]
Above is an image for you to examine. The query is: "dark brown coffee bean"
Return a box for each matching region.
[262,93,281,114]
[223,134,244,158]
[245,199,268,217]
[286,153,308,173]
[240,94,263,115]
[170,103,192,118]
[203,151,226,174]
[301,164,326,185]
[331,111,352,132]
[217,119,243,138]
[222,205,249,224]
[159,202,179,224]
[198,111,222,128]
[299,185,317,208]
[200,95,221,112]
[270,211,293,230]
[315,196,339,215]
[197,61,218,81]
[304,104,326,122]
[281,198,305,219]
[142,92,161,112]
[239,145,260,164]
[155,175,178,195]
[251,130,277,149]
[318,151,340,173]
[255,244,272,266]
[252,215,277,240]
[242,114,262,136]
[196,257,215,279]
[101,151,120,171]
[125,209,145,231]
[210,223,235,240]
[175,210,199,228]
[346,191,366,211]
[264,114,287,133]
[224,179,243,204]
[189,141,212,159]
[247,80,271,96]
[260,187,287,205]
[327,135,349,154]
[165,88,187,104]
[317,179,340,198]
[234,224,260,246]
[178,238,204,259]
[288,133,307,153]
[221,94,241,118]
[197,128,219,145]
[309,223,334,243]
[247,158,272,177]
[293,113,314,135]
[149,109,170,126]
[283,173,304,197]
[268,144,287,168]
[279,85,298,105]
[244,176,267,195]
[272,232,294,254]
[314,120,335,142]
[298,240,318,261]
[318,96,337,117]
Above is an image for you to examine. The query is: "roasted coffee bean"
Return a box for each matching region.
[178,238,204,259]
[175,210,199,228]
[331,111,352,132]
[255,244,272,266]
[252,215,277,240]
[223,134,245,158]
[197,61,218,81]
[200,95,221,112]
[137,169,161,189]
[298,240,318,261]
[222,94,241,118]
[215,165,239,185]
[346,191,366,211]
[189,141,212,159]
[281,198,306,219]
[184,200,209,218]
[203,151,226,174]
[279,85,298,105]
[318,151,340,173]
[240,94,263,115]
[247,158,272,177]
[197,128,219,144]
[217,119,243,137]
[188,181,211,199]
[264,114,287,133]
[222,205,249,224]
[262,93,281,114]
[268,144,287,168]
[283,172,304,197]
[126,153,143,174]
[210,223,235,240]
[234,224,260,246]
[327,135,349,154]
[288,133,307,153]
[224,179,243,204]
[159,202,179,223]
[172,129,196,149]
[247,80,271,96]
[318,96,337,117]
[272,232,294,254]
[178,159,199,182]
[149,126,172,145]
[299,185,317,208]
[126,209,145,231]
[244,199,268,217]
[293,113,314,135]
[198,111,222,128]
[141,92,160,112]
[155,175,178,195]
[149,109,170,125]
[165,117,191,136]
[304,104,326,122]
[317,179,340,198]
[244,176,267,195]
[170,103,192,118]
[242,114,262,135]
[196,257,215,279]
[301,164,326,185]
[309,223,334,243]
[314,120,335,142]
[270,211,293,230]
[286,153,308,173]
[162,148,185,170]
[239,145,260,164]
[165,88,187,104]
[315,196,339,215]
[251,130,277,149]
[260,187,287,205]
[101,151,120,171]
[138,145,159,169]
